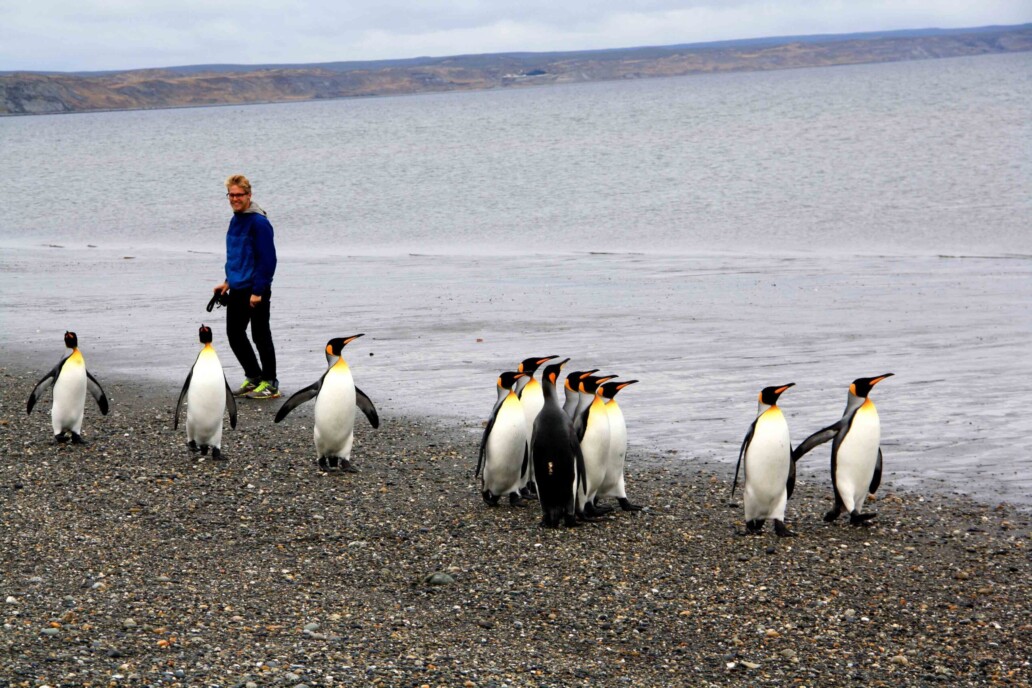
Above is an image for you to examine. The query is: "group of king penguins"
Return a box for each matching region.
[27,328,379,473]
[732,374,894,538]
[478,355,642,528]
[26,332,894,537]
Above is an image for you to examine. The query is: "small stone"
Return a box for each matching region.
[303,622,320,632]
[740,660,761,669]
[424,572,455,586]
[5,596,16,604]
[780,649,796,659]
[890,655,909,665]
[41,627,59,636]
[765,629,780,638]
[122,618,136,628]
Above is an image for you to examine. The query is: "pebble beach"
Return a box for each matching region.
[1,367,1029,687]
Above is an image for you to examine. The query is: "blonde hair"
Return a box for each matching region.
[224,174,251,194]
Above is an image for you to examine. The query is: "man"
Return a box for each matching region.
[214,174,280,399]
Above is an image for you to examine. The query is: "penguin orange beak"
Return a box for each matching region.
[775,383,795,395]
[616,380,639,391]
[343,333,365,346]
[870,373,894,386]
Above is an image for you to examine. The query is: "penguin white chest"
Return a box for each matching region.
[314,366,357,457]
[484,394,529,492]
[598,402,628,497]
[580,397,611,499]
[186,351,226,444]
[836,403,881,507]
[52,353,87,433]
[743,408,791,520]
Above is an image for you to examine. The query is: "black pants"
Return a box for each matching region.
[226,289,276,383]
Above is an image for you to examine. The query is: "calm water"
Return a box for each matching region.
[2,53,1030,505]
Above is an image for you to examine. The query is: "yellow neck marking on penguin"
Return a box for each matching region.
[67,349,84,365]
[332,356,350,371]
[858,398,877,414]
[761,405,784,421]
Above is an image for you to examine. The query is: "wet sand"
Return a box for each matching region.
[1,243,1030,506]
[1,366,1030,686]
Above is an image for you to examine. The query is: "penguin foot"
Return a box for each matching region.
[187,440,200,453]
[563,514,581,528]
[774,520,796,538]
[520,485,539,501]
[618,498,644,512]
[54,433,70,444]
[508,492,527,508]
[746,519,765,534]
[71,433,86,445]
[849,511,877,526]
[212,448,225,461]
[199,445,210,456]
[589,500,615,515]
[317,457,330,473]
[482,490,500,507]
[339,459,359,474]
[539,518,561,529]
[823,508,842,523]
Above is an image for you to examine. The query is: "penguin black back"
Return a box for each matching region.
[531,358,583,528]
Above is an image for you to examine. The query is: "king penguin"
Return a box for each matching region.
[515,355,558,495]
[792,374,894,525]
[563,369,598,417]
[275,334,380,473]
[477,371,530,507]
[731,383,795,537]
[531,358,586,528]
[575,374,618,517]
[596,379,643,512]
[174,325,237,459]
[27,331,109,444]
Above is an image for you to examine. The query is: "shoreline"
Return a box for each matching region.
[1,364,1029,686]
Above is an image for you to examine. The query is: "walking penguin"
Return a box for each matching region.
[275,335,379,473]
[27,331,109,444]
[732,383,795,536]
[174,324,237,459]
[792,374,894,525]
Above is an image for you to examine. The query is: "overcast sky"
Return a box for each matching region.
[2,1,1030,73]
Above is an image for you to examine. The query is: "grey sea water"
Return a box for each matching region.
[1,52,1030,505]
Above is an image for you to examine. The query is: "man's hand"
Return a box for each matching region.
[214,281,229,296]
[250,294,262,308]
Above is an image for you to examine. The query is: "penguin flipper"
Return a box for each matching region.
[85,370,109,415]
[26,364,60,414]
[731,420,756,499]
[572,437,587,496]
[869,447,883,494]
[520,442,530,479]
[274,381,320,423]
[574,405,590,442]
[786,454,797,499]
[224,378,238,430]
[355,386,380,429]
[791,422,841,462]
[174,369,193,431]
[477,409,499,478]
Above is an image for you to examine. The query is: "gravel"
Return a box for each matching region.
[1,367,1029,687]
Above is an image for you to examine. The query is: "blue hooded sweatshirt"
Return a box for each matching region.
[225,202,277,296]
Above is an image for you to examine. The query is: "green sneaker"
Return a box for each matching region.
[246,380,281,399]
[233,378,260,397]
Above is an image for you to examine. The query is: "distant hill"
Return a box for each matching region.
[2,24,1030,116]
